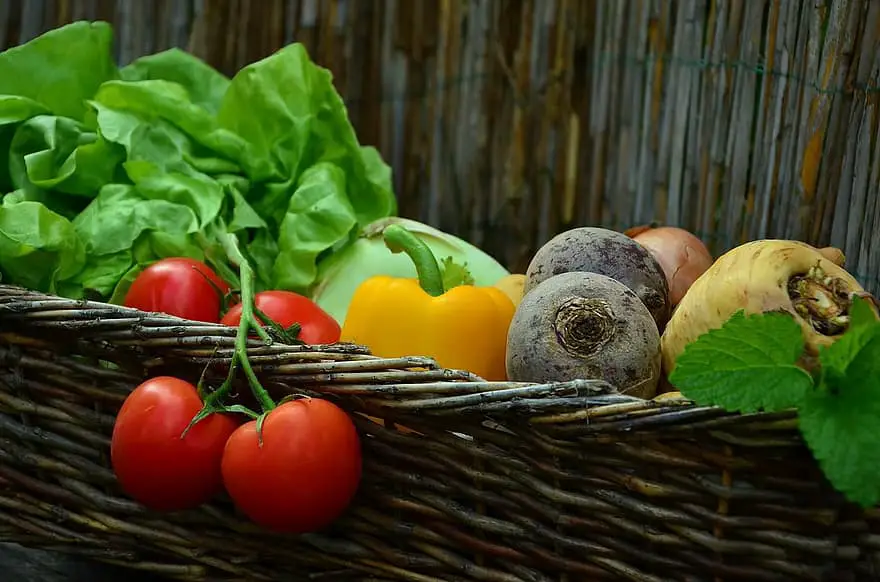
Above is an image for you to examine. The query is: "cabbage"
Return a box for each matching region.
[311,217,510,324]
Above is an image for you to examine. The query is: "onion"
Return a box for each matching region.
[629,226,713,306]
[623,223,656,238]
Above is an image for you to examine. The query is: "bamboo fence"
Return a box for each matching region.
[2,0,879,293]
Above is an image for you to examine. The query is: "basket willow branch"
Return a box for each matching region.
[0,284,877,581]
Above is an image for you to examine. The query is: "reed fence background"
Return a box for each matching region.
[2,0,879,293]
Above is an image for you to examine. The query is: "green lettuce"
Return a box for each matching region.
[0,21,395,300]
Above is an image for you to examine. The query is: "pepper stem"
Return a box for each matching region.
[383,224,445,297]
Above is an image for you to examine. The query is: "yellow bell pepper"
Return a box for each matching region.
[340,224,515,381]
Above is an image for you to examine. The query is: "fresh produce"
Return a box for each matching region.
[661,239,879,375]
[494,274,526,307]
[123,257,230,323]
[164,237,360,531]
[623,224,654,237]
[506,271,661,399]
[628,225,713,306]
[0,22,394,303]
[221,397,362,533]
[110,376,239,512]
[524,227,670,331]
[221,290,341,345]
[668,297,880,507]
[340,224,515,381]
[817,246,845,266]
[29,19,880,538]
[311,217,510,324]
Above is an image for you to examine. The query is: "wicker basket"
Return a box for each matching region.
[0,284,877,582]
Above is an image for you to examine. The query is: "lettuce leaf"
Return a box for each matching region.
[119,48,230,115]
[0,200,86,293]
[0,21,117,121]
[0,22,396,300]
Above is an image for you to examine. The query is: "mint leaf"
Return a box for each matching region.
[668,310,814,413]
[798,296,880,507]
[800,324,880,507]
[849,295,879,329]
[817,296,879,388]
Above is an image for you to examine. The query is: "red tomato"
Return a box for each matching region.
[221,398,362,533]
[124,258,230,323]
[220,290,341,345]
[111,377,239,512]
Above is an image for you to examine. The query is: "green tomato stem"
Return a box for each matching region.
[249,312,274,345]
[383,224,445,297]
[232,246,277,414]
[183,234,278,439]
[200,327,242,411]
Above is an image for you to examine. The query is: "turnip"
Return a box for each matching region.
[661,239,880,375]
[817,246,845,267]
[524,227,670,331]
[506,271,661,399]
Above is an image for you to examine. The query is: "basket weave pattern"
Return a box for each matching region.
[0,285,877,581]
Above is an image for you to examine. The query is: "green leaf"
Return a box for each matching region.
[90,103,224,227]
[800,323,880,507]
[247,229,279,290]
[0,97,53,193]
[271,162,358,292]
[209,43,396,291]
[668,310,814,413]
[124,161,224,228]
[818,296,880,388]
[358,145,394,205]
[227,187,268,232]
[65,250,134,297]
[0,200,86,292]
[0,95,50,126]
[91,103,190,168]
[0,25,397,305]
[8,114,124,198]
[216,43,395,222]
[2,187,85,221]
[91,80,248,165]
[0,21,117,121]
[72,184,198,256]
[440,256,475,290]
[142,231,205,262]
[119,49,230,115]
[849,296,878,329]
[185,153,241,175]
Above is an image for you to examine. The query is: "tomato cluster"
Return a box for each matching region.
[111,258,361,534]
[123,257,341,342]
